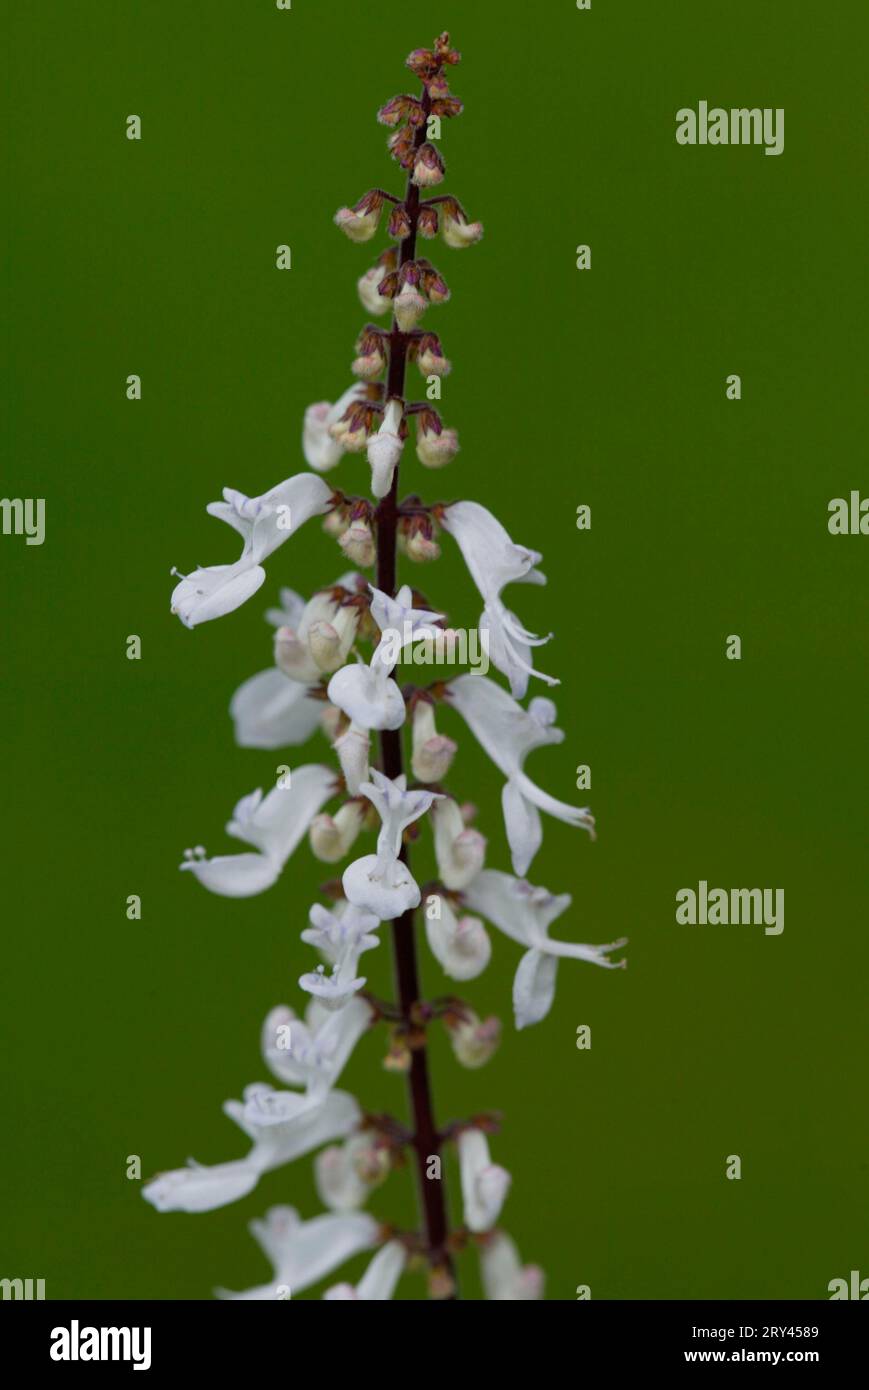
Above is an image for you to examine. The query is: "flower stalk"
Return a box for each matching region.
[148,31,625,1303]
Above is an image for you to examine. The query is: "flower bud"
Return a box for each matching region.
[425,894,491,981]
[322,504,350,540]
[445,1009,502,1069]
[334,721,370,796]
[428,1265,457,1301]
[339,518,376,568]
[432,796,487,889]
[399,520,441,564]
[315,1133,388,1212]
[274,626,318,682]
[417,418,459,469]
[383,1030,412,1073]
[412,143,445,188]
[442,211,484,249]
[309,802,364,863]
[388,204,412,240]
[411,700,457,782]
[416,333,451,377]
[417,206,439,239]
[334,192,384,243]
[351,331,386,380]
[394,282,428,331]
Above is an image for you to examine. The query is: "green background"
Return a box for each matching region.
[3,0,867,1301]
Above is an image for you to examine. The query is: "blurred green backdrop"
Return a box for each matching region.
[2,0,867,1300]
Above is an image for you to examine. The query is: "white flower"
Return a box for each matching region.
[142,1158,259,1214]
[315,1133,390,1212]
[299,901,380,1009]
[217,1206,379,1300]
[327,584,442,732]
[411,699,457,782]
[170,473,334,628]
[334,204,382,243]
[227,1084,360,1174]
[425,894,491,981]
[431,797,487,890]
[303,385,367,471]
[261,996,373,1098]
[323,1241,406,1300]
[180,765,335,898]
[343,770,442,920]
[230,670,323,749]
[458,1129,511,1233]
[465,869,627,1029]
[480,1233,544,1301]
[447,677,594,876]
[367,399,404,499]
[441,500,555,697]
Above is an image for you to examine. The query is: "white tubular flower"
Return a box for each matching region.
[323,1241,406,1300]
[315,1133,390,1212]
[431,797,487,890]
[227,1085,360,1174]
[333,720,370,795]
[303,384,367,471]
[170,473,334,628]
[299,901,380,1010]
[367,399,404,499]
[442,210,484,249]
[180,765,335,898]
[217,1206,379,1300]
[358,265,393,316]
[343,770,442,920]
[441,500,555,697]
[309,802,365,863]
[230,670,323,750]
[411,699,457,782]
[458,1129,511,1233]
[262,996,373,1099]
[465,869,627,1029]
[480,1233,544,1301]
[327,584,442,733]
[425,893,491,981]
[142,1158,259,1215]
[447,677,595,877]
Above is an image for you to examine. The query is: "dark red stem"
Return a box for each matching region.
[375,85,456,1293]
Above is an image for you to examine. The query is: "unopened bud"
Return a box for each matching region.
[412,700,456,782]
[446,1010,502,1069]
[412,143,445,188]
[417,423,459,469]
[443,211,484,249]
[395,282,428,331]
[334,721,370,796]
[339,520,376,567]
[417,206,439,239]
[309,802,364,864]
